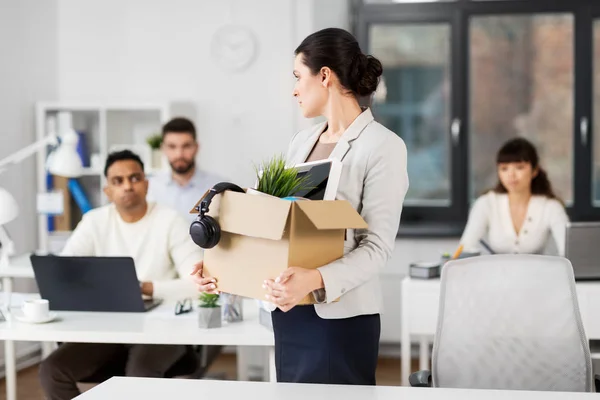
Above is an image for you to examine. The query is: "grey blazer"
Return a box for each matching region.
[286,108,409,319]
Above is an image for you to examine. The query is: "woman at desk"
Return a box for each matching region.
[192,28,409,385]
[460,137,569,256]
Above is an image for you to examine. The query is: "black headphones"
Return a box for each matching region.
[189,182,245,249]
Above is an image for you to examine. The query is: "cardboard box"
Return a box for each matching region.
[190,190,367,304]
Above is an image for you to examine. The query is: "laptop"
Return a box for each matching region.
[565,222,600,281]
[30,255,163,312]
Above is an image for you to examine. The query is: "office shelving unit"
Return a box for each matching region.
[34,102,170,253]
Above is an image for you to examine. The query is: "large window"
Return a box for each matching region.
[470,14,574,203]
[593,19,600,205]
[370,24,451,206]
[356,0,600,236]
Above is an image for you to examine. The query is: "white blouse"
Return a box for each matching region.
[459,191,569,256]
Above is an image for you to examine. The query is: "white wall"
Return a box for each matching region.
[0,0,58,256]
[57,0,312,188]
[313,0,350,32]
[0,0,59,372]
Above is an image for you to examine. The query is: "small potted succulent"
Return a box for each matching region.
[198,293,221,329]
[250,154,312,199]
[146,133,163,169]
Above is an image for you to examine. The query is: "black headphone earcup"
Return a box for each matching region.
[190,181,242,249]
[189,215,221,249]
[189,219,208,248]
[203,215,221,249]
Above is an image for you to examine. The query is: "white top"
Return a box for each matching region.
[74,377,597,400]
[459,191,569,256]
[61,202,203,300]
[147,168,226,223]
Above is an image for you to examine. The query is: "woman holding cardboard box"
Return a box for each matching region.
[192,28,409,385]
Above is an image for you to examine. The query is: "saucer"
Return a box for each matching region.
[13,311,58,324]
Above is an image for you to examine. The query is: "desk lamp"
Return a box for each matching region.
[0,120,83,268]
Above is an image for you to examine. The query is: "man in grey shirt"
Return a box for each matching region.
[147,117,226,223]
[147,117,226,375]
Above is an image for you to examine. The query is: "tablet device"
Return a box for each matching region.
[291,159,342,200]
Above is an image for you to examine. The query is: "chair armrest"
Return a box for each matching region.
[409,370,432,387]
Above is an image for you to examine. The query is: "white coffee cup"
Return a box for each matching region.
[22,299,49,321]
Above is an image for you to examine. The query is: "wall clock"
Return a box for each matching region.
[210,24,258,73]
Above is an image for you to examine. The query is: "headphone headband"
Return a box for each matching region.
[190,182,245,249]
[198,182,244,215]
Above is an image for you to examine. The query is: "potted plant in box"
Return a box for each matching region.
[198,293,221,329]
[251,154,313,199]
[146,133,163,169]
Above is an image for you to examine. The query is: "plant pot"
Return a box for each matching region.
[221,293,243,323]
[198,306,221,329]
[151,149,162,169]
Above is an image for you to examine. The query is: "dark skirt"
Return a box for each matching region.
[271,306,380,385]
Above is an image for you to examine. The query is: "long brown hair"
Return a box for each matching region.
[493,138,562,204]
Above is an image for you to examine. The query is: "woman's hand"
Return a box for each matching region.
[263,267,324,312]
[190,261,219,294]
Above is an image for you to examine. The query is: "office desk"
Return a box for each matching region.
[74,377,598,400]
[0,294,275,400]
[401,277,600,386]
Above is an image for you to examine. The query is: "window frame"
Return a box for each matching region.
[355,0,600,237]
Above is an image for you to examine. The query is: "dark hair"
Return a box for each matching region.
[161,117,196,140]
[295,28,383,97]
[493,137,561,202]
[104,150,145,177]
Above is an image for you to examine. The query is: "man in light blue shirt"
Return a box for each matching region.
[147,117,226,223]
[147,117,225,377]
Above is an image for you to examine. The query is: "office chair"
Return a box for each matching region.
[409,254,598,392]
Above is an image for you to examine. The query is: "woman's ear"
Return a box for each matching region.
[320,66,331,88]
[532,166,539,179]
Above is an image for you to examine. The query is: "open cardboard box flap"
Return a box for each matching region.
[189,189,367,242]
[295,200,368,230]
[189,190,292,241]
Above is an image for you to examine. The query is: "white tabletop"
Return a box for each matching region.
[0,295,274,346]
[74,377,597,400]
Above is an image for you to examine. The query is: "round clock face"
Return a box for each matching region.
[210,25,258,73]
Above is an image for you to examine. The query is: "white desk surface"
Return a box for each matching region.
[0,294,274,346]
[74,377,598,400]
[402,276,600,338]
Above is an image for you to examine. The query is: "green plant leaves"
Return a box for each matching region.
[254,154,313,198]
[146,134,162,150]
[198,292,220,308]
